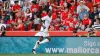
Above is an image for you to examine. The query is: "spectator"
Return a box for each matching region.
[69,1,76,13]
[67,23,75,31]
[93,18,100,31]
[32,8,40,20]
[33,14,41,31]
[28,19,34,31]
[94,15,99,22]
[59,0,64,6]
[0,8,6,20]
[58,0,64,11]
[77,1,90,14]
[24,17,32,31]
[85,24,91,31]
[7,15,15,24]
[40,2,49,15]
[63,13,73,30]
[12,1,21,13]
[12,1,21,20]
[78,8,89,20]
[1,30,6,36]
[4,1,11,23]
[93,0,100,6]
[15,12,22,22]
[52,11,57,20]
[14,19,25,31]
[7,23,14,31]
[53,17,61,31]
[63,0,71,9]
[85,0,93,13]
[75,20,85,31]
[59,26,65,31]
[72,14,79,27]
[0,0,99,32]
[97,5,100,17]
[72,10,78,18]
[49,0,58,12]
[10,0,21,6]
[0,25,6,36]
[82,14,92,27]
[4,1,10,10]
[90,6,99,24]
[39,0,48,6]
[49,25,55,31]
[0,19,6,31]
[25,8,32,19]
[61,8,69,21]
[23,2,30,12]
[9,0,15,5]
[30,1,39,13]
[88,28,96,37]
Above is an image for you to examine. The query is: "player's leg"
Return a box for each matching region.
[47,36,51,41]
[39,36,51,44]
[34,36,44,47]
[32,36,43,54]
[39,32,51,44]
[32,31,44,54]
[33,36,43,49]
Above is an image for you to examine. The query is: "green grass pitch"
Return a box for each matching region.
[0,54,100,56]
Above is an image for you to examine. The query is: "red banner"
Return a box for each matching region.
[0,31,98,36]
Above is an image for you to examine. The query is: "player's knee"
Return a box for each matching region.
[39,36,43,41]
[48,38,51,41]
[47,37,51,41]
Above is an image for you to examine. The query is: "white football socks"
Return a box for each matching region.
[33,40,40,50]
[33,39,49,50]
[39,39,49,44]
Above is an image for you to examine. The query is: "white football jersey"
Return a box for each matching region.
[40,15,52,32]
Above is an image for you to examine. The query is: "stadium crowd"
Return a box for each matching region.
[0,0,100,31]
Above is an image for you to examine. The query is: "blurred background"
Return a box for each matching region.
[0,0,99,32]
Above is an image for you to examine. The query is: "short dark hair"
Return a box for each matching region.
[32,1,36,4]
[14,1,18,4]
[70,1,74,3]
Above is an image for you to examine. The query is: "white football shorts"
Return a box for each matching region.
[35,31,49,37]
